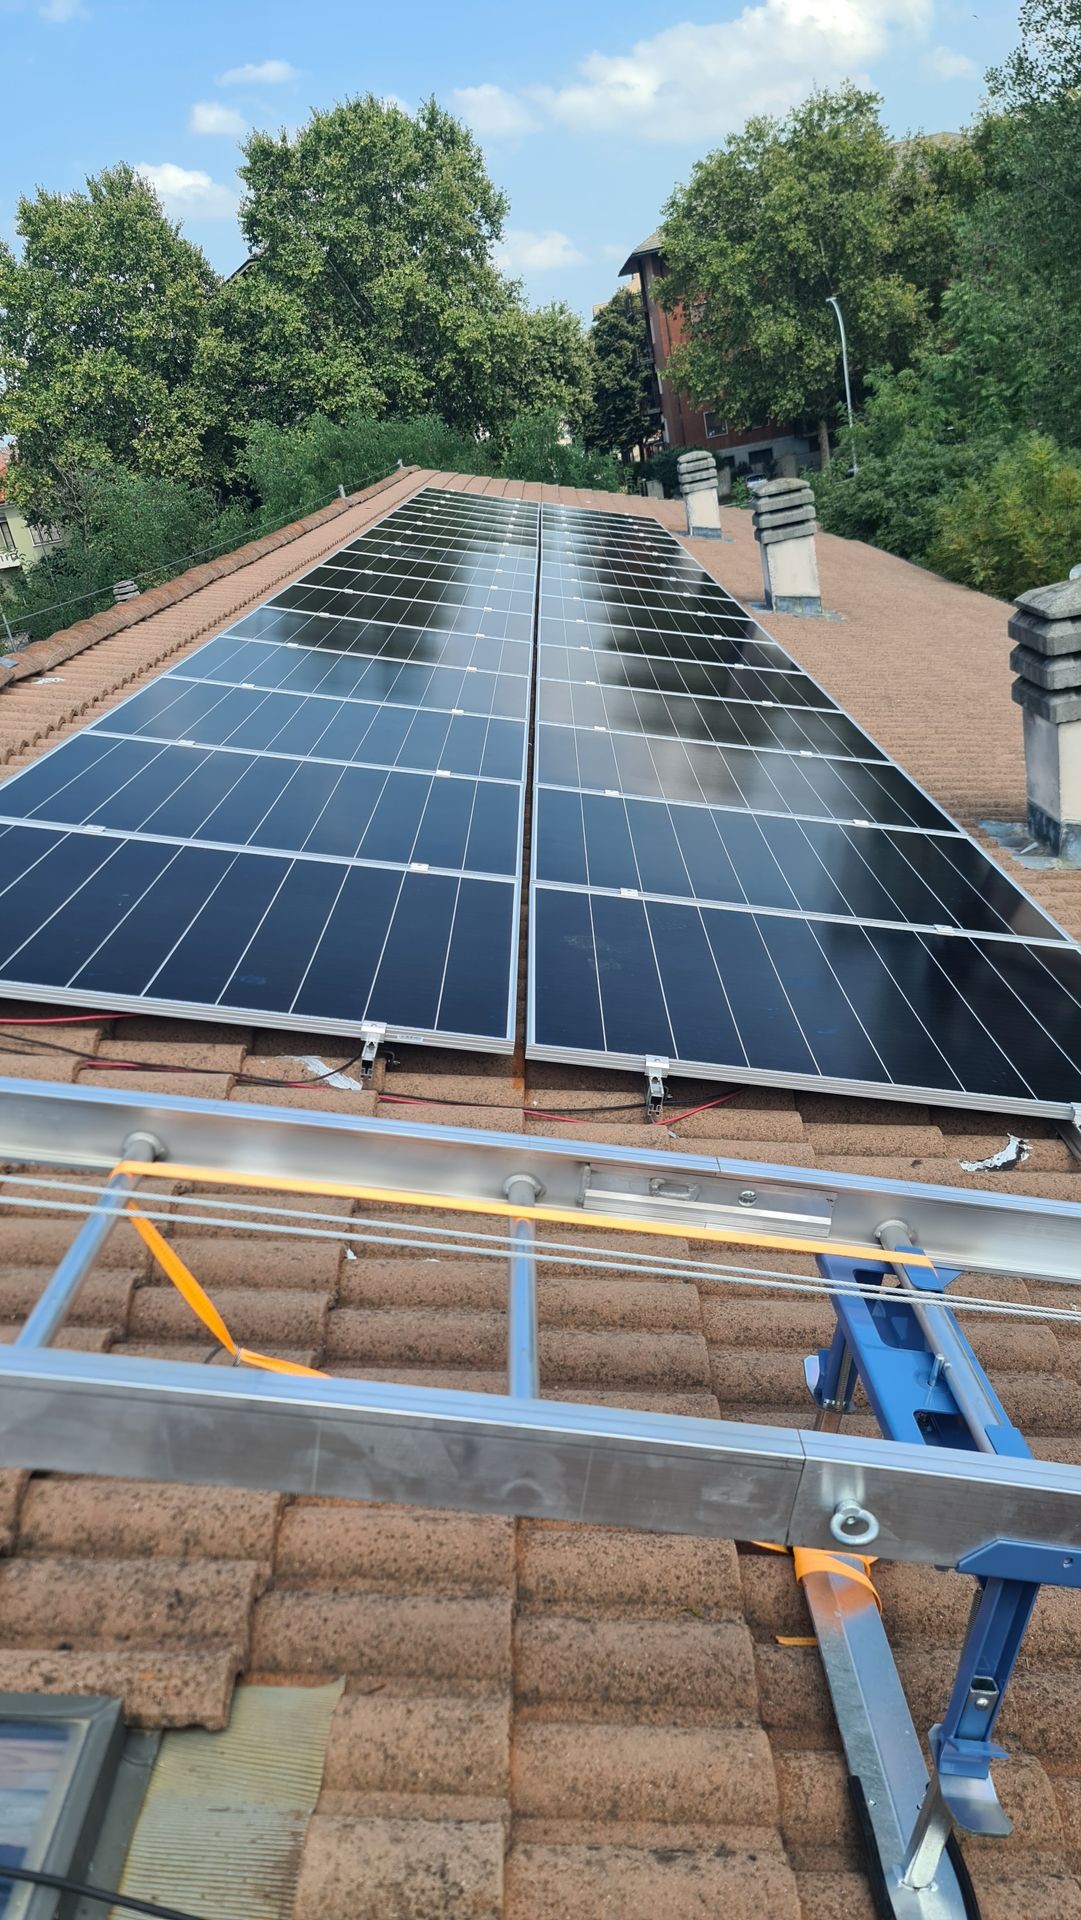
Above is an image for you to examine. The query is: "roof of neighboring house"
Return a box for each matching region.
[1,468,1081,1919]
[620,228,665,276]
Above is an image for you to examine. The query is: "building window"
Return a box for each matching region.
[702,412,728,439]
[0,520,16,559]
[28,525,60,550]
[0,1695,123,1917]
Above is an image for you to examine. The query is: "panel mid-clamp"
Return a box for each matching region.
[359,1022,388,1081]
[644,1056,669,1119]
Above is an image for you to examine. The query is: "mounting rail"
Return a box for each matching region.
[2,1077,1081,1915]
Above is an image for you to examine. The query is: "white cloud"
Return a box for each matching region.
[497,228,586,272]
[39,0,84,18]
[190,100,247,136]
[217,58,297,86]
[460,0,934,144]
[452,83,540,137]
[924,43,976,78]
[136,163,239,220]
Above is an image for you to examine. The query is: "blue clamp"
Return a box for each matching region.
[810,1248,1081,1829]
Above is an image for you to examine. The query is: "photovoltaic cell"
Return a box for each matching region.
[0,488,538,1048]
[528,502,1081,1116]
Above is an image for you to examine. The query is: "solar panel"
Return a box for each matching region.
[0,488,538,1049]
[528,503,1081,1117]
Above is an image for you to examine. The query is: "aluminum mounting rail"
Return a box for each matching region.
[3,1075,1081,1913]
[0,1075,1080,1572]
[1,1076,1081,1285]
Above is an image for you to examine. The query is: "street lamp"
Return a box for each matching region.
[826,294,858,476]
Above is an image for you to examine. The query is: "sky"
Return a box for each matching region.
[0,0,1021,320]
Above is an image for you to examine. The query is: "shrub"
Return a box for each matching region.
[929,433,1081,599]
[497,409,629,491]
[241,413,492,520]
[1,466,250,646]
[809,365,1002,565]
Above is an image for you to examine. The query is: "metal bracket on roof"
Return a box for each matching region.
[359,1022,387,1081]
[7,1078,1081,1899]
[1059,1103,1081,1166]
[806,1227,1081,1915]
[644,1055,669,1119]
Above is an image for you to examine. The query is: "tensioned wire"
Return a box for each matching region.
[2,1171,1079,1330]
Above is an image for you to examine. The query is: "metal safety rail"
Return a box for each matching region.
[2,1077,1081,1914]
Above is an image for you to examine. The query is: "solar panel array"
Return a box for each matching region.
[1,481,1080,1115]
[528,502,1081,1114]
[0,489,538,1048]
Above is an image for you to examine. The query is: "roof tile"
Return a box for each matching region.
[293,1812,505,1920]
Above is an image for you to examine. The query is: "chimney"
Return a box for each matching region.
[1010,578,1081,858]
[752,478,822,616]
[676,450,723,538]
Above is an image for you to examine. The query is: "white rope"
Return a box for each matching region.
[2,1173,1078,1329]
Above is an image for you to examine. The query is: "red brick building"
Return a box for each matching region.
[620,231,817,474]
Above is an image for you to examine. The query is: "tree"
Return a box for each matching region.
[968,0,1081,445]
[516,302,594,436]
[586,287,656,460]
[229,94,523,435]
[658,87,931,467]
[0,165,219,522]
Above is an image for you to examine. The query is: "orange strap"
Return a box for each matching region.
[126,1206,328,1379]
[113,1158,934,1270]
[755,1540,881,1613]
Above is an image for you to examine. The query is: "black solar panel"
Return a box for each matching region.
[0,489,537,1048]
[528,503,1081,1117]
[5,480,1081,1115]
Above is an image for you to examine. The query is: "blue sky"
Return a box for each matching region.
[1,0,1020,319]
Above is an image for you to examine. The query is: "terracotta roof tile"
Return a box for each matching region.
[503,1840,799,1920]
[251,1591,514,1687]
[18,1478,282,1562]
[293,1813,505,1920]
[0,1648,239,1728]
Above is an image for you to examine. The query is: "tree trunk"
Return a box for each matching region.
[817,418,831,470]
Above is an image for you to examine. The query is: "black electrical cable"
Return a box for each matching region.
[0,1861,207,1920]
[0,1027,670,1116]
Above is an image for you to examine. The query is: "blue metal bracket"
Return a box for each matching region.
[810,1247,1081,1843]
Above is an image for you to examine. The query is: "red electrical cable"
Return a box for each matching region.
[654,1092,738,1125]
[0,1012,137,1025]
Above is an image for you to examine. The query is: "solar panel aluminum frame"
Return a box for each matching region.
[528,506,1081,1121]
[0,486,539,1056]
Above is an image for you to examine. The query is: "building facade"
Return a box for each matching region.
[620,231,819,475]
[0,448,62,581]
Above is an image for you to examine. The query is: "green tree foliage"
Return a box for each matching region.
[2,467,249,645]
[515,302,595,435]
[811,364,995,564]
[229,95,527,435]
[659,87,937,463]
[242,407,626,519]
[956,0,1081,446]
[0,165,219,522]
[586,287,657,460]
[497,409,627,489]
[241,414,492,521]
[929,436,1081,599]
